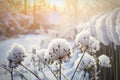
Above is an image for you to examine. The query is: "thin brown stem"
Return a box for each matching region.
[0,65,13,80]
[71,52,85,80]
[61,72,70,80]
[45,63,58,80]
[59,59,61,80]
[20,63,41,80]
[10,68,13,80]
[83,71,86,80]
[0,65,11,72]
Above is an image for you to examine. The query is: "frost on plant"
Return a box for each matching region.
[75,30,90,52]
[7,43,26,68]
[75,30,100,53]
[37,49,47,64]
[47,38,72,62]
[88,36,100,53]
[36,49,48,70]
[74,52,95,71]
[98,54,111,67]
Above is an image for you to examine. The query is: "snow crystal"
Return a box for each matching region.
[98,54,111,67]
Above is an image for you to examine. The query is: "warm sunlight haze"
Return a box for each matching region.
[0,0,120,80]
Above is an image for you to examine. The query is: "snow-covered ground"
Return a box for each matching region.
[0,34,54,64]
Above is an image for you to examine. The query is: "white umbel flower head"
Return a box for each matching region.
[37,49,47,63]
[7,43,26,68]
[47,39,72,62]
[98,54,111,67]
[74,52,95,70]
[75,30,90,51]
[89,36,100,53]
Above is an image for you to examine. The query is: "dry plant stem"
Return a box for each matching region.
[20,63,41,80]
[71,52,85,80]
[59,59,62,80]
[83,71,86,80]
[61,72,70,80]
[0,65,11,72]
[90,70,101,80]
[13,70,28,80]
[45,63,59,80]
[10,68,13,80]
[36,54,58,80]
[0,65,13,80]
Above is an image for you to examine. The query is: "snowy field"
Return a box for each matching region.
[0,34,54,64]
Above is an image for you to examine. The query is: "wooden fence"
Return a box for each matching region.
[97,43,120,80]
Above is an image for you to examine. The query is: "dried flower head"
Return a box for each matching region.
[47,39,72,62]
[74,52,95,70]
[98,54,111,67]
[7,43,26,68]
[88,36,100,53]
[75,30,90,52]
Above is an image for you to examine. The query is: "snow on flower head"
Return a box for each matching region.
[98,54,111,67]
[74,52,95,70]
[30,45,38,54]
[44,50,54,64]
[47,39,72,62]
[75,30,90,51]
[37,49,47,63]
[89,36,100,53]
[7,43,26,67]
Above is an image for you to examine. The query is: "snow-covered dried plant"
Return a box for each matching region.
[47,38,72,80]
[74,52,95,71]
[7,43,26,68]
[44,50,54,64]
[75,30,90,52]
[47,38,72,62]
[73,31,101,80]
[29,48,39,69]
[88,36,100,54]
[98,54,111,67]
[36,49,47,70]
[75,30,100,54]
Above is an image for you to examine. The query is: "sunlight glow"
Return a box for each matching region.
[46,0,65,7]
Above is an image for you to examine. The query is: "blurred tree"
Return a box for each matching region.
[24,0,27,14]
